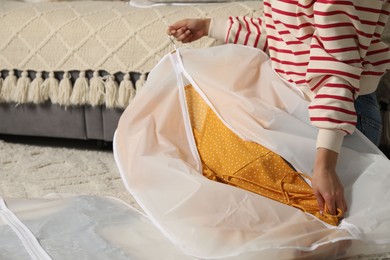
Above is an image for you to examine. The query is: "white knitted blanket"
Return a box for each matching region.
[0,0,262,108]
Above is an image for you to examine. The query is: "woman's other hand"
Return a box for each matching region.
[312,148,348,217]
[167,18,211,43]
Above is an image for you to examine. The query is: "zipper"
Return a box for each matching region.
[0,198,52,260]
[169,50,202,173]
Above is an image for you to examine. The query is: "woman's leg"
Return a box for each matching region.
[355,92,382,146]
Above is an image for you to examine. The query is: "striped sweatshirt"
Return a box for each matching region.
[209,0,390,153]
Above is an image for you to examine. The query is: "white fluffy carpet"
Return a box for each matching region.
[1,135,389,260]
[0,135,138,209]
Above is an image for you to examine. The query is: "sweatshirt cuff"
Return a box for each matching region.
[208,18,228,42]
[316,129,346,154]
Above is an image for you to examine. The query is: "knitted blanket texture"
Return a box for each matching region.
[0,0,262,107]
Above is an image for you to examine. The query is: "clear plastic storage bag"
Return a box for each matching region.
[114,44,390,259]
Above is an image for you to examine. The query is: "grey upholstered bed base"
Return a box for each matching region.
[0,70,140,142]
[0,102,122,142]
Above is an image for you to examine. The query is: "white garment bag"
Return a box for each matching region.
[114,44,390,259]
[0,195,193,260]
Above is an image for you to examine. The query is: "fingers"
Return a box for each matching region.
[314,190,325,215]
[167,19,197,43]
[167,26,185,36]
[167,19,188,32]
[176,29,192,42]
[324,194,337,216]
[340,195,348,214]
[315,190,347,216]
[167,20,188,36]
[167,25,191,41]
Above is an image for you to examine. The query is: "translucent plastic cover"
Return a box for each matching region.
[0,195,193,259]
[114,45,390,259]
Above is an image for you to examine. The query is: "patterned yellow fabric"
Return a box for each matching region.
[185,85,342,226]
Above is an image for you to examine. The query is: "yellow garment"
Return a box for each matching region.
[185,85,342,226]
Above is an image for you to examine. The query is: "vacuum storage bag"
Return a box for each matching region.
[114,44,390,259]
[0,195,193,260]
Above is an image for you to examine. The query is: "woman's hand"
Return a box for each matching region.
[167,18,211,43]
[311,148,347,216]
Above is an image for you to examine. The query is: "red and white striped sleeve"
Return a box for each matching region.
[305,0,390,152]
[208,0,389,153]
[208,16,268,51]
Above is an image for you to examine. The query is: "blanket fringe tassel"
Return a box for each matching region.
[118,73,135,109]
[58,71,72,107]
[104,75,118,109]
[0,70,143,109]
[28,72,45,104]
[43,72,59,104]
[14,71,31,105]
[136,73,146,92]
[70,71,88,106]
[1,70,17,103]
[89,71,105,107]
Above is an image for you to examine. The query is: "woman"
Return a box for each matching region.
[167,0,390,220]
